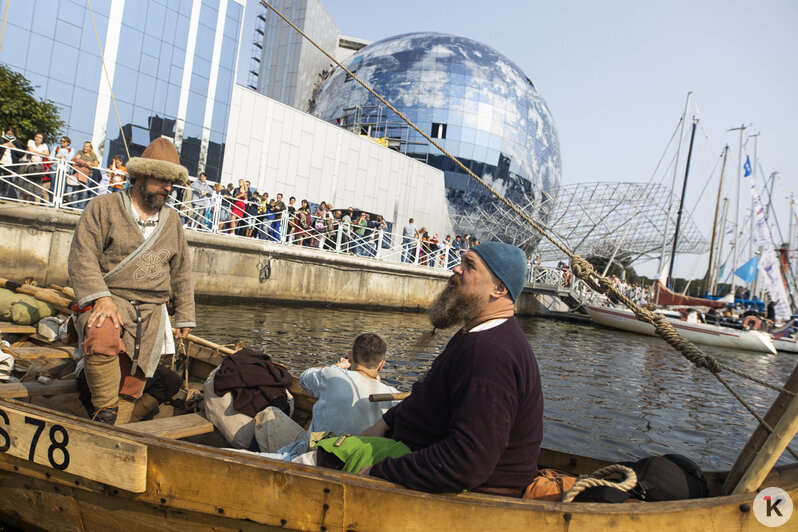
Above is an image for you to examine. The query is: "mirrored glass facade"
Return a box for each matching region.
[0,0,243,180]
[311,32,561,249]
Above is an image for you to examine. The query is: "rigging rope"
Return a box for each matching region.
[260,1,798,458]
[86,0,131,161]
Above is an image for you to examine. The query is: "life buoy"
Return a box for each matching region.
[743,315,761,330]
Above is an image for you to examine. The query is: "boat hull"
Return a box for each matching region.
[773,337,798,354]
[586,305,777,354]
[0,398,796,531]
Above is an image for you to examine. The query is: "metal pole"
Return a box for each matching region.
[657,92,692,279]
[750,133,760,300]
[711,198,730,296]
[729,124,746,303]
[667,118,698,286]
[704,146,728,296]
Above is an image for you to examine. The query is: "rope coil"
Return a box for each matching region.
[562,464,638,503]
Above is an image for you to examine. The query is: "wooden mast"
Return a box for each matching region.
[704,146,729,295]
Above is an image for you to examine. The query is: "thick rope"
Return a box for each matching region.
[261,0,798,455]
[562,464,638,503]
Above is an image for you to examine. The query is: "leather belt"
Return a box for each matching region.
[129,300,142,375]
[472,486,524,498]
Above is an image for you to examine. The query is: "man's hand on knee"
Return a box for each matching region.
[87,296,123,329]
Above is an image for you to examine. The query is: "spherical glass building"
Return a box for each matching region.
[311,32,561,250]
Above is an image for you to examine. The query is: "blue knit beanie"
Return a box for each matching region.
[471,242,527,302]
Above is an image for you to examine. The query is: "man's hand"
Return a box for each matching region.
[357,465,372,476]
[360,418,389,438]
[334,356,350,369]
[87,296,122,329]
[174,327,192,339]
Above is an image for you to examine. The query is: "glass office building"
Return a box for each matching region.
[0,0,243,180]
[311,32,561,248]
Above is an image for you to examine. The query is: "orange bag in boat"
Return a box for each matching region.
[523,469,577,501]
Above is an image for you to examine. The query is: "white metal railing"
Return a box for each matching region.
[0,146,460,271]
[526,265,654,307]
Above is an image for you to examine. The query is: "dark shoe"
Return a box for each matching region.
[92,405,118,425]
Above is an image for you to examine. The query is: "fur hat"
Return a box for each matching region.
[126,138,188,185]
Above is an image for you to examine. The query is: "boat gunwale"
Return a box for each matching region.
[1,395,797,518]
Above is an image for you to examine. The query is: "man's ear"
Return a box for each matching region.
[377,359,385,373]
[347,351,353,363]
[493,281,509,300]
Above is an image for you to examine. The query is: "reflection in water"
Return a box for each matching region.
[194,302,797,470]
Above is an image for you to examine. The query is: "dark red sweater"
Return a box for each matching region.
[370,318,543,493]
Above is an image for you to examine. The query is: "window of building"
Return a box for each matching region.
[431,123,447,139]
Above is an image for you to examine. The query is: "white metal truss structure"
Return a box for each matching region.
[464,180,709,266]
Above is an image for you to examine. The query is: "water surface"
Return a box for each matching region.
[194,301,798,470]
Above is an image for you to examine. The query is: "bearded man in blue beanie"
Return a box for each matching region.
[356,242,544,495]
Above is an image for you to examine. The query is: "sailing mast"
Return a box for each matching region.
[657,92,692,280]
[667,118,698,286]
[729,124,746,303]
[704,145,729,296]
[749,133,761,300]
[712,198,730,296]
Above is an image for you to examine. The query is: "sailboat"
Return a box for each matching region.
[586,117,777,354]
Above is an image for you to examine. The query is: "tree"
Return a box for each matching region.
[0,65,64,143]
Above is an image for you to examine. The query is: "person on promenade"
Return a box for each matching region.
[0,127,25,199]
[402,218,419,263]
[72,141,99,209]
[23,132,49,203]
[273,193,286,240]
[108,155,127,192]
[229,179,247,234]
[347,242,543,495]
[68,137,195,425]
[190,171,213,228]
[54,136,77,201]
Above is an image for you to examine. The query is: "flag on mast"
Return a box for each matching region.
[745,167,791,320]
[734,256,758,284]
[743,156,752,177]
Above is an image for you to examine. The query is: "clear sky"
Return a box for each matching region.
[264,0,798,280]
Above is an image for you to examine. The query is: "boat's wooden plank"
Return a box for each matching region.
[124,413,215,439]
[0,322,36,335]
[0,379,78,398]
[722,363,798,494]
[6,346,73,359]
[0,400,147,492]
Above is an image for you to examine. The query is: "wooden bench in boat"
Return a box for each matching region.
[124,412,215,439]
[0,379,78,398]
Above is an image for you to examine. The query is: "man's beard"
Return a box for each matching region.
[142,187,167,209]
[427,275,486,330]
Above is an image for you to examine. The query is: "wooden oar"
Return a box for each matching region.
[369,392,410,402]
[0,278,73,314]
[182,333,236,356]
[49,284,76,300]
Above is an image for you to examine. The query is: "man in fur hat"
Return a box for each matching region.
[68,138,195,425]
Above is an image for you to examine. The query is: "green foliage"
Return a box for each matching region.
[0,65,64,143]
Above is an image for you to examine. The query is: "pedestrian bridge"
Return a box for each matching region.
[525,266,601,313]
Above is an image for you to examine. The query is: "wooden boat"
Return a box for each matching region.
[586,304,778,354]
[653,281,726,309]
[1,322,798,531]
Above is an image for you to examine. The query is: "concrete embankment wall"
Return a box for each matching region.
[0,203,541,315]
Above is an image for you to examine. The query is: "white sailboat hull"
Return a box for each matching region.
[586,305,777,354]
[773,337,798,354]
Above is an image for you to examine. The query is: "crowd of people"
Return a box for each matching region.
[0,130,469,268]
[0,132,127,209]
